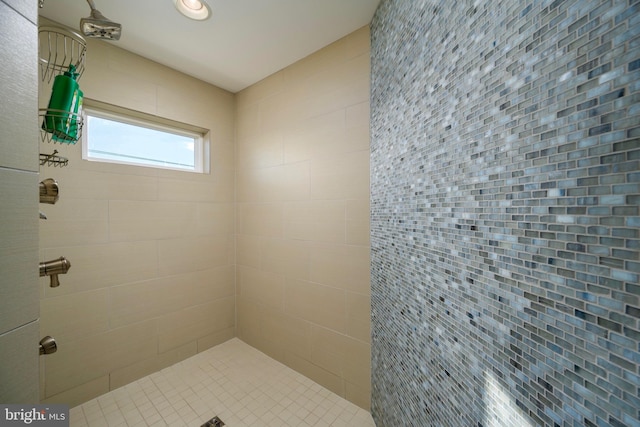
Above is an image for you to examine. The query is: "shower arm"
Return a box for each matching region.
[86,0,107,20]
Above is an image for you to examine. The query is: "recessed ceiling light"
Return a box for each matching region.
[174,0,211,21]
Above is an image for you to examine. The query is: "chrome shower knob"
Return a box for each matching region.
[39,336,57,355]
[39,178,59,204]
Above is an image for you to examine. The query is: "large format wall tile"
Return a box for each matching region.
[0,1,38,172]
[0,322,39,404]
[0,0,39,405]
[0,169,39,333]
[236,26,372,410]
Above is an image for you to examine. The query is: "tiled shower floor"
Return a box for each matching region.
[70,338,376,427]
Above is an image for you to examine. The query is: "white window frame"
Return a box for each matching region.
[81,100,210,174]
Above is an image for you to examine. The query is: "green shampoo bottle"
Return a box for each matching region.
[43,64,82,143]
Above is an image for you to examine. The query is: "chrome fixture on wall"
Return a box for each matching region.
[39,336,57,355]
[80,0,122,40]
[39,257,71,287]
[39,178,59,204]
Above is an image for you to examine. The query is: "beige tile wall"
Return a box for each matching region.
[236,26,372,410]
[38,19,371,410]
[38,18,236,406]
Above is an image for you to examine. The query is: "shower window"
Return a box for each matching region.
[82,102,208,173]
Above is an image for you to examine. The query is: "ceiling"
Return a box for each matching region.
[39,0,380,93]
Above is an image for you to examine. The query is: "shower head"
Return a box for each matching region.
[80,0,121,40]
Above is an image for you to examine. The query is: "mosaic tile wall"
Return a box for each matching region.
[370,1,640,426]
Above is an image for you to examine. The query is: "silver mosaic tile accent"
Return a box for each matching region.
[370,0,639,426]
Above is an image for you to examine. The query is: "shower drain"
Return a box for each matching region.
[201,416,225,427]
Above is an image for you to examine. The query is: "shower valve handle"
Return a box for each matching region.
[39,256,71,287]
